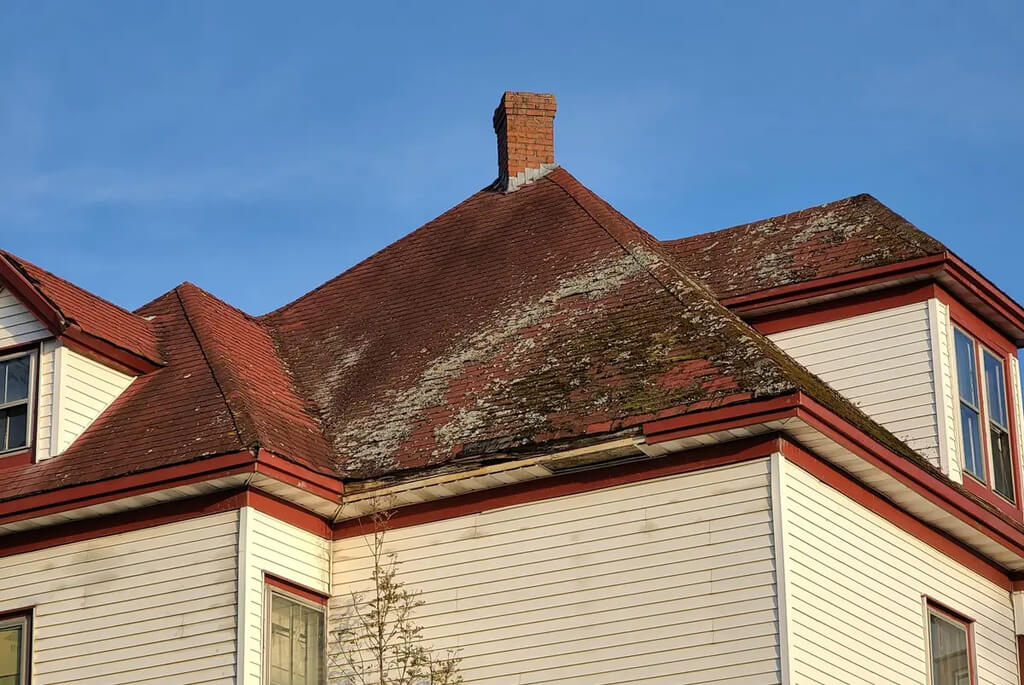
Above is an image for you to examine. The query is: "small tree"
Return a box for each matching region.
[331,509,463,685]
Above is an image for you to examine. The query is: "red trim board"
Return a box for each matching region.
[264,574,329,606]
[334,434,783,539]
[782,438,1010,590]
[0,487,333,559]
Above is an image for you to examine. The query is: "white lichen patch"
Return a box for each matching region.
[334,252,650,474]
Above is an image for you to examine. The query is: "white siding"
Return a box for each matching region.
[53,345,134,456]
[770,301,942,466]
[933,299,963,483]
[0,286,48,349]
[0,511,240,684]
[332,459,781,684]
[34,340,57,459]
[239,507,331,684]
[781,458,1019,685]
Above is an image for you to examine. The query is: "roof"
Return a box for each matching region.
[661,194,947,300]
[0,176,979,501]
[262,169,921,478]
[0,250,164,366]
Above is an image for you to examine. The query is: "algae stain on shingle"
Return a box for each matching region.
[333,253,651,476]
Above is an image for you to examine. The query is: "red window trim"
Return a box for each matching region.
[951,322,1023,518]
[924,597,977,685]
[0,608,33,685]
[264,573,329,607]
[0,342,40,466]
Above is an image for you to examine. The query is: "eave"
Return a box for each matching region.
[0,253,164,374]
[722,251,1024,347]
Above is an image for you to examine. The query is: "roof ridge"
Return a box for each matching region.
[546,170,924,463]
[173,284,255,451]
[662,193,877,246]
[175,282,336,472]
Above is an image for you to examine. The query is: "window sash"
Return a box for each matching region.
[265,587,326,685]
[953,327,1018,503]
[927,606,973,685]
[0,351,33,456]
[0,615,30,685]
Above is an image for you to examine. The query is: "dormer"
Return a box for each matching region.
[665,195,1024,519]
[0,251,164,465]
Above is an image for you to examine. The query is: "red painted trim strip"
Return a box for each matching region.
[60,332,156,376]
[939,286,1017,357]
[793,395,1024,558]
[945,253,1024,338]
[749,282,939,335]
[0,450,255,525]
[245,489,332,539]
[0,487,333,560]
[0,489,248,559]
[782,438,1011,590]
[1017,635,1024,684]
[0,254,65,334]
[255,449,343,500]
[642,394,799,443]
[334,434,782,539]
[722,254,947,312]
[264,574,328,606]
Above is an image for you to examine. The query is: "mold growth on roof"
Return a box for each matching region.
[260,169,925,480]
[662,194,947,299]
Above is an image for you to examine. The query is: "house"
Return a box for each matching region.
[1,90,1023,684]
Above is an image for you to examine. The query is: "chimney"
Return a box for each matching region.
[493,91,557,192]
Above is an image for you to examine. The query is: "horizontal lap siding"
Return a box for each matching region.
[770,301,941,466]
[0,287,48,348]
[242,508,331,684]
[35,340,56,458]
[332,458,780,684]
[782,460,1018,684]
[56,347,134,454]
[0,511,239,684]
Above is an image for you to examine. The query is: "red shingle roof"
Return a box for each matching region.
[0,178,953,500]
[261,169,918,478]
[0,250,164,365]
[661,194,946,300]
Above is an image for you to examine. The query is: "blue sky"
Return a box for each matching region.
[1,1,1021,314]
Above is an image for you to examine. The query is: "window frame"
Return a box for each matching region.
[0,347,37,458]
[0,611,32,685]
[952,323,1022,513]
[923,598,976,685]
[262,575,328,685]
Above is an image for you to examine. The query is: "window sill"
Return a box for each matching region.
[962,473,1023,520]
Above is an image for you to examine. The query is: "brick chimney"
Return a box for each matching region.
[493,91,557,192]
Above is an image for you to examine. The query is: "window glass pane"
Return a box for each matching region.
[2,357,29,404]
[960,404,984,480]
[0,406,27,453]
[269,592,324,685]
[983,352,1009,429]
[0,625,22,682]
[954,330,979,406]
[930,612,969,685]
[992,427,1015,501]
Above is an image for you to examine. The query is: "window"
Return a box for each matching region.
[953,327,1017,503]
[926,603,974,685]
[954,329,984,480]
[0,614,29,685]
[266,583,325,685]
[982,351,1014,501]
[0,352,32,455]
